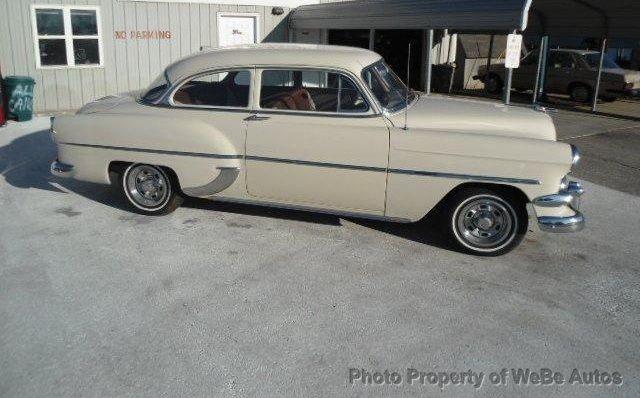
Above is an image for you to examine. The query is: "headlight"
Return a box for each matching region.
[570,144,580,166]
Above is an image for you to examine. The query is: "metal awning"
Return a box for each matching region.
[289,0,640,39]
[290,0,531,33]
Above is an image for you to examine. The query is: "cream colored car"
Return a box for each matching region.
[51,43,584,256]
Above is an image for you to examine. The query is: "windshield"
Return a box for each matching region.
[141,72,170,103]
[584,53,620,69]
[362,61,416,112]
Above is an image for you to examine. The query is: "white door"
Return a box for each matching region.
[217,13,259,47]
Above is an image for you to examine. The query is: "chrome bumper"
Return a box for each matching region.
[533,181,585,233]
[51,160,74,178]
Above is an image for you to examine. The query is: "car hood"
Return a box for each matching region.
[388,94,557,141]
[76,92,141,114]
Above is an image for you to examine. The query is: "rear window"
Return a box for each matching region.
[141,72,170,103]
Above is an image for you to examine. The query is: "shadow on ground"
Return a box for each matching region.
[0,130,456,252]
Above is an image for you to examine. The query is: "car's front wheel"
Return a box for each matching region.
[443,187,528,256]
[569,83,592,103]
[120,163,182,215]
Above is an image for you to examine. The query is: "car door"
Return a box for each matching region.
[167,68,252,196]
[512,51,539,90]
[245,68,389,214]
[546,52,577,94]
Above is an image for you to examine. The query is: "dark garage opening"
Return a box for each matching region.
[374,30,423,90]
[327,29,369,50]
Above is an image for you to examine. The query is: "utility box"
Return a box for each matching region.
[2,76,35,122]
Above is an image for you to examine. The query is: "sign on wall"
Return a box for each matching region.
[505,33,523,69]
[217,13,259,47]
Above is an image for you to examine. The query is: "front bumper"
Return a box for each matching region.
[51,159,74,178]
[533,181,585,233]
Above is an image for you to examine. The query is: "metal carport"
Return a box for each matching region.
[289,0,640,111]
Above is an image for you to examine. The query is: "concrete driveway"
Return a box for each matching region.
[1,117,639,397]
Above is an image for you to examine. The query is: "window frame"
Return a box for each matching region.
[31,4,104,69]
[168,68,254,110]
[255,66,377,117]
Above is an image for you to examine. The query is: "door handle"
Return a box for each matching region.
[244,113,270,121]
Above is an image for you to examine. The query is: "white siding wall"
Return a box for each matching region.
[0,0,290,112]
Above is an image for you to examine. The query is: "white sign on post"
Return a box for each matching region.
[505,33,523,69]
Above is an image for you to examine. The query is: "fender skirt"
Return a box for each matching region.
[182,167,240,197]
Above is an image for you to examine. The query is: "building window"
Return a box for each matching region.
[32,6,103,68]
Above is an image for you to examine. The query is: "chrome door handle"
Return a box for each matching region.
[245,113,270,121]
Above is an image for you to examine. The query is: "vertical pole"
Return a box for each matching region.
[425,29,434,95]
[533,36,546,103]
[369,29,375,50]
[538,36,550,102]
[446,32,455,93]
[504,67,514,105]
[591,37,607,112]
[486,34,495,75]
[503,30,517,105]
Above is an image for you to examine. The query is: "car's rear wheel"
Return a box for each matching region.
[120,163,182,215]
[443,187,528,256]
[569,83,592,103]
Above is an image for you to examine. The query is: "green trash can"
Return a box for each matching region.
[2,76,35,122]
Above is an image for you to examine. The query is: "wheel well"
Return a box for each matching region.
[567,81,591,92]
[441,182,529,208]
[107,161,182,192]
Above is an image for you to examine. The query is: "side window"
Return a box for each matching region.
[259,69,369,113]
[172,70,250,108]
[549,53,576,69]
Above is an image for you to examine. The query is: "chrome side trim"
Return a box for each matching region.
[538,212,585,233]
[61,142,243,159]
[246,155,386,172]
[60,142,541,185]
[388,168,540,185]
[182,167,240,197]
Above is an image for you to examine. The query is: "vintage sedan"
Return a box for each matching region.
[477,48,640,102]
[51,43,584,256]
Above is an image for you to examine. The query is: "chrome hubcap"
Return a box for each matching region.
[456,197,514,249]
[126,165,169,208]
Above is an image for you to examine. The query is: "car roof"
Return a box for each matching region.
[164,43,382,82]
[550,48,599,56]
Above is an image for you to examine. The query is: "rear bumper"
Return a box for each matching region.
[51,159,74,178]
[533,181,585,233]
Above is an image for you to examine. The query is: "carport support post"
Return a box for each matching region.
[424,29,434,95]
[486,34,494,75]
[591,37,607,112]
[533,35,548,104]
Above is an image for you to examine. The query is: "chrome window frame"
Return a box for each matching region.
[361,60,418,115]
[254,66,380,117]
[165,67,254,111]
